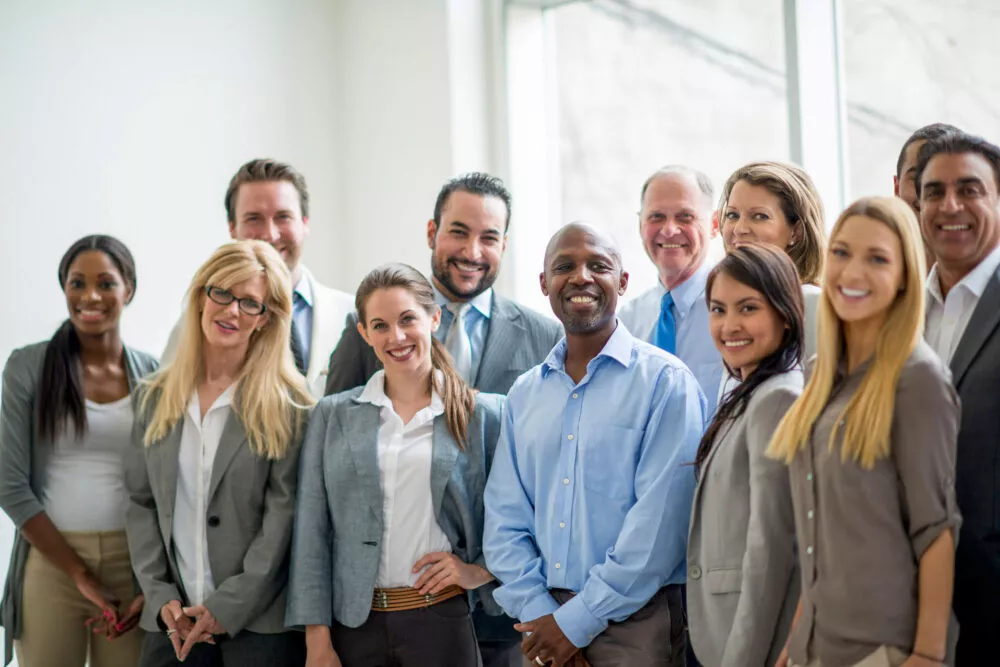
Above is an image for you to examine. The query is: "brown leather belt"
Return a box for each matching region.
[370,584,464,612]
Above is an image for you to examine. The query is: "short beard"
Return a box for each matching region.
[431,252,498,300]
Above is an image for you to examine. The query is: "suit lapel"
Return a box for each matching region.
[475,295,526,387]
[950,267,1000,388]
[430,417,461,519]
[153,421,184,538]
[208,412,247,502]
[345,400,384,519]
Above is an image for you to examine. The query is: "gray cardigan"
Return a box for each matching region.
[0,340,158,665]
[285,387,504,629]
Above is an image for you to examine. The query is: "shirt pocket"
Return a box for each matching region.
[581,424,643,501]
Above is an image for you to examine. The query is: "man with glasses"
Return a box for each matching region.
[163,159,354,396]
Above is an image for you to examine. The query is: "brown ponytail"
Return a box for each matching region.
[355,262,478,448]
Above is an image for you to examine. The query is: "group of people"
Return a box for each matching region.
[0,120,998,667]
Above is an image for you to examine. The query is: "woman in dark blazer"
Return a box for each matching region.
[286,263,502,667]
[0,235,157,667]
[125,240,313,667]
[686,244,803,667]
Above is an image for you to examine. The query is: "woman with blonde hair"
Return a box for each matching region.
[717,161,827,360]
[286,263,503,667]
[126,240,313,667]
[770,197,959,667]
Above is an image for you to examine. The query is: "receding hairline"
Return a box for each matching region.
[640,166,715,209]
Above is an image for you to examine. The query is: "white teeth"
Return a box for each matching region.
[453,262,482,271]
[940,224,970,231]
[388,347,414,358]
[840,287,869,298]
[657,243,683,249]
[569,296,597,303]
[724,340,751,348]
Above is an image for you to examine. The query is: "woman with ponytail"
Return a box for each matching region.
[287,262,503,667]
[770,197,959,667]
[0,235,157,667]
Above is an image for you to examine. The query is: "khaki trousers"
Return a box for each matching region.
[15,530,144,667]
[793,645,910,667]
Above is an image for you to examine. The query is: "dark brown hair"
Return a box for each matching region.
[355,263,476,447]
[694,243,804,474]
[224,158,310,222]
[39,235,136,441]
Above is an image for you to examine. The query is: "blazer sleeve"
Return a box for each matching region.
[721,383,800,667]
[204,415,305,635]
[471,394,504,615]
[0,348,44,528]
[285,402,335,628]
[124,389,184,621]
[324,312,378,396]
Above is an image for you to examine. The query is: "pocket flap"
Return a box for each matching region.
[705,567,742,594]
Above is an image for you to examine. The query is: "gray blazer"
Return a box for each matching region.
[686,371,802,667]
[285,388,504,629]
[0,340,158,666]
[125,387,304,636]
[324,293,562,396]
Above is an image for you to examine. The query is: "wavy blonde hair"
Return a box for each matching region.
[141,240,314,459]
[767,196,926,469]
[718,161,827,285]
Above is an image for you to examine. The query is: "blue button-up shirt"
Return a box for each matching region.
[432,285,492,380]
[292,272,314,365]
[484,322,707,648]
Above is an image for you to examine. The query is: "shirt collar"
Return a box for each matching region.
[541,320,634,376]
[356,369,446,416]
[926,243,1000,306]
[660,261,711,317]
[293,270,314,307]
[432,283,493,320]
[186,383,236,421]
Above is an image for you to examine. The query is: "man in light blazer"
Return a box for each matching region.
[323,173,561,666]
[915,131,1000,666]
[162,159,354,396]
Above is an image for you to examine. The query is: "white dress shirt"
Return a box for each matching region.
[926,244,1000,365]
[357,371,452,588]
[173,385,235,606]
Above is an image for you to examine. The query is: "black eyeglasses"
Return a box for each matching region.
[204,286,268,316]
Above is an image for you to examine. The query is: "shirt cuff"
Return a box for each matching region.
[518,592,561,624]
[553,594,608,648]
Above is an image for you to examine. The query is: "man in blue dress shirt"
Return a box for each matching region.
[484,223,707,667]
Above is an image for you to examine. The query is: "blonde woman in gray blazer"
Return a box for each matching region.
[686,244,804,667]
[125,241,313,667]
[287,264,502,667]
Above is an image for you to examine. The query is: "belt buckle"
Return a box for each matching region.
[375,590,390,609]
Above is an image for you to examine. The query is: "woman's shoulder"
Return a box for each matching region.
[901,340,953,385]
[124,346,160,376]
[313,385,367,415]
[3,340,49,380]
[746,369,804,417]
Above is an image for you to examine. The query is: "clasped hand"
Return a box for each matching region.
[160,600,225,661]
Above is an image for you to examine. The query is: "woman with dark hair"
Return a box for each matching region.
[686,244,803,667]
[0,235,157,667]
[286,263,503,667]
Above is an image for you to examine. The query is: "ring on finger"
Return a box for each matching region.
[165,628,177,636]
[535,657,546,666]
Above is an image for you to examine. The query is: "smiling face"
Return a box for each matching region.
[200,274,271,355]
[358,286,440,376]
[709,271,786,379]
[540,226,628,335]
[427,190,508,302]
[919,151,1000,280]
[722,180,796,252]
[639,173,713,288]
[825,215,905,328]
[228,181,309,281]
[64,250,132,337]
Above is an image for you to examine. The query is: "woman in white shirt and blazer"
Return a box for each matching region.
[286,263,503,667]
[125,240,314,667]
[686,243,804,667]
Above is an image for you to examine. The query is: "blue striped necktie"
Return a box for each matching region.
[655,291,676,354]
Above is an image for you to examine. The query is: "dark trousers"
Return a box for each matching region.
[521,586,686,667]
[475,607,524,667]
[139,629,305,667]
[333,595,480,667]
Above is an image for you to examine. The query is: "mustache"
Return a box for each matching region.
[447,258,490,270]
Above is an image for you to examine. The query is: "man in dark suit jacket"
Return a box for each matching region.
[915,131,1000,666]
[325,172,562,667]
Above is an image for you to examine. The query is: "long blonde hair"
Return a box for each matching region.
[355,263,477,448]
[767,196,926,469]
[718,161,827,285]
[141,240,314,459]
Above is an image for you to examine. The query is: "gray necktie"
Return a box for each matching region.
[444,302,473,383]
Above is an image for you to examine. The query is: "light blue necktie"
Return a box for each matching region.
[655,292,676,354]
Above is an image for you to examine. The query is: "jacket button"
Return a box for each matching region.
[689,565,702,580]
[207,516,220,527]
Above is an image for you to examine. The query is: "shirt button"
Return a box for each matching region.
[567,434,575,441]
[806,546,813,555]
[807,473,813,482]
[807,510,814,520]
[572,393,579,399]
[689,565,702,579]
[559,522,566,528]
[563,478,570,485]
[554,562,561,570]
